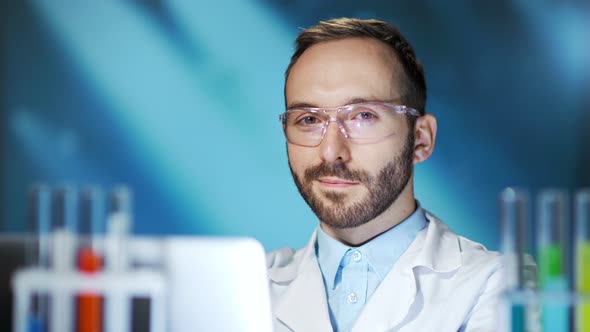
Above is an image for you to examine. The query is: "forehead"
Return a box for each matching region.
[286,37,403,108]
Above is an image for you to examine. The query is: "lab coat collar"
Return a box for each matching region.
[272,230,334,331]
[352,211,463,331]
[267,229,319,283]
[413,210,463,272]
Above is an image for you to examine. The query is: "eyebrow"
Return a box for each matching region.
[287,96,395,110]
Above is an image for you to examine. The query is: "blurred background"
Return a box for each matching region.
[2,0,589,251]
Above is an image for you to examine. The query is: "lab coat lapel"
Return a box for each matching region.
[351,234,422,332]
[413,212,462,272]
[274,232,333,332]
[352,212,462,332]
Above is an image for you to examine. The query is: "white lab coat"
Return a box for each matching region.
[266,211,506,332]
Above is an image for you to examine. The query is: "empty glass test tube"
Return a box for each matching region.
[500,188,530,332]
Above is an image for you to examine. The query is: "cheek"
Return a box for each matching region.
[351,141,402,171]
[287,144,318,172]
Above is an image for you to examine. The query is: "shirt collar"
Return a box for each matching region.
[316,225,350,290]
[316,201,428,290]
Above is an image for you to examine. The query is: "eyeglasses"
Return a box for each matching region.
[279,101,421,147]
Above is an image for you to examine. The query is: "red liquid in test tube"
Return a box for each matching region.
[77,248,103,332]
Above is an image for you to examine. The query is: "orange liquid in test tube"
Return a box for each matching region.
[77,248,103,332]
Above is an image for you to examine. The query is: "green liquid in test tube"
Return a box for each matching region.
[576,189,590,332]
[537,189,569,332]
[539,244,564,285]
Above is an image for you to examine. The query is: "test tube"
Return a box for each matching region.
[107,185,132,272]
[52,185,79,233]
[79,187,105,252]
[110,185,132,217]
[105,186,133,332]
[50,185,79,332]
[27,185,51,332]
[576,189,590,332]
[500,187,529,331]
[77,187,105,332]
[537,189,569,331]
[28,185,51,267]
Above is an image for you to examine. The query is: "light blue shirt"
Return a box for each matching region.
[315,203,428,332]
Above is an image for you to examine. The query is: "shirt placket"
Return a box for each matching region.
[337,249,369,332]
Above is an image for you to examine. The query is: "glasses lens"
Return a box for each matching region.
[339,103,405,142]
[283,110,327,146]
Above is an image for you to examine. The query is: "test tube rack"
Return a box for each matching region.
[11,222,167,332]
[500,187,590,332]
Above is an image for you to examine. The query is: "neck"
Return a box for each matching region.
[320,182,416,246]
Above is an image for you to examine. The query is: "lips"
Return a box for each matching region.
[317,177,359,188]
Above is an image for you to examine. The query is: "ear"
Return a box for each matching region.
[412,114,437,164]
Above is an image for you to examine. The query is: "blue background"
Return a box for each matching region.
[2,1,589,251]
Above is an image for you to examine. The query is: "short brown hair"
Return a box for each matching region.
[285,18,427,115]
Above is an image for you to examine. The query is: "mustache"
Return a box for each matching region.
[304,162,371,184]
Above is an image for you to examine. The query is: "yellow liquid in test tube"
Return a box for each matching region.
[578,242,590,332]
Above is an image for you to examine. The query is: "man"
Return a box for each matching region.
[267,18,505,332]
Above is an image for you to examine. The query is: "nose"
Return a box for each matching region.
[319,121,351,164]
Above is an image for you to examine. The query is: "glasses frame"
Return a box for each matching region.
[279,101,421,147]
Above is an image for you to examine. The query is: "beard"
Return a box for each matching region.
[289,134,414,229]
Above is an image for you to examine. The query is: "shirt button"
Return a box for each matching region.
[348,292,358,303]
[352,250,362,262]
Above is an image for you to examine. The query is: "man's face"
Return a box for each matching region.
[285,37,414,229]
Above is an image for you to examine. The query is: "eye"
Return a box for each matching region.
[295,114,323,126]
[353,112,377,120]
